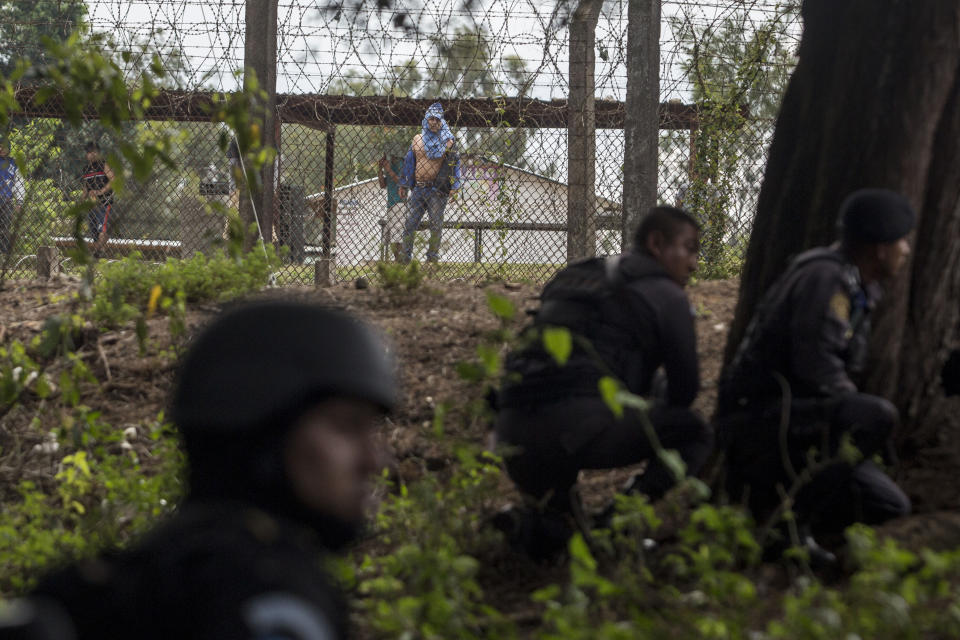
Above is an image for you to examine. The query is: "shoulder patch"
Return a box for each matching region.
[829,291,851,323]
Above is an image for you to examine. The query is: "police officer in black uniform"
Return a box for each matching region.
[8,301,397,639]
[494,206,714,557]
[717,188,914,553]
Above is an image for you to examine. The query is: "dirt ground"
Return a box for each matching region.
[1,272,958,566]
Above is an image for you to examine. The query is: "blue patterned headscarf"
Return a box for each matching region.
[421,102,454,159]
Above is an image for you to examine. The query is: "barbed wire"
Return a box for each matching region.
[52,0,800,101]
[1,0,802,285]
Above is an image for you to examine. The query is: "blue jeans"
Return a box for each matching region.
[402,186,448,262]
[88,201,112,241]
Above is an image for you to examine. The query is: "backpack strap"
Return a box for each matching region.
[604,254,622,286]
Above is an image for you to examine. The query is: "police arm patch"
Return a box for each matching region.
[829,291,851,323]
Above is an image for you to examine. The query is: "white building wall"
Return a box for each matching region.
[307,164,622,266]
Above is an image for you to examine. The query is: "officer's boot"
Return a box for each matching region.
[491,503,573,562]
[762,521,837,570]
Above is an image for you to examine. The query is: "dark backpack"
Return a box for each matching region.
[534,254,622,325]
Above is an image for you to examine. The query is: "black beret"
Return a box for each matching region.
[838,188,916,244]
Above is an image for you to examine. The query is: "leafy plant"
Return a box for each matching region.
[376,259,424,292]
[89,246,282,330]
[354,443,513,639]
[0,412,183,595]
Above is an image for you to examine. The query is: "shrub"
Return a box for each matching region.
[89,246,283,329]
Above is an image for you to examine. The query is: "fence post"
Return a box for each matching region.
[567,0,603,262]
[242,0,278,251]
[314,259,330,286]
[622,0,661,245]
[473,228,483,263]
[315,125,336,287]
[37,246,56,279]
[378,219,388,262]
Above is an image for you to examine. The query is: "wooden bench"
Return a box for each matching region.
[50,236,183,261]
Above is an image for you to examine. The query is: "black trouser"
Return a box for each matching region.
[717,392,910,536]
[495,396,714,514]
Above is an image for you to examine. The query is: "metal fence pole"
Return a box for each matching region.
[567,0,603,262]
[243,0,278,250]
[315,125,335,286]
[623,0,661,245]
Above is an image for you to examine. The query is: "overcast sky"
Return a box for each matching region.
[83,0,797,100]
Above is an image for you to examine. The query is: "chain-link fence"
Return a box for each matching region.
[0,93,782,284]
[0,0,800,284]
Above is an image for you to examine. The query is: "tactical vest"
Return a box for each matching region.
[722,248,872,406]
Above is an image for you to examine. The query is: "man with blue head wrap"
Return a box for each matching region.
[420,102,454,158]
[398,102,461,262]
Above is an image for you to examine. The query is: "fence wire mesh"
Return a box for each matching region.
[0,0,801,284]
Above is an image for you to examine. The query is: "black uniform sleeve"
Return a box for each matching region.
[658,287,700,407]
[787,264,858,397]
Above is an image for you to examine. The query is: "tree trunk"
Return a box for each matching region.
[870,71,960,453]
[567,0,604,261]
[722,1,960,471]
[622,0,660,248]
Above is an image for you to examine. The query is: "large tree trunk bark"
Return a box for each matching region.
[723,1,960,463]
[622,0,660,248]
[871,71,960,453]
[725,1,960,360]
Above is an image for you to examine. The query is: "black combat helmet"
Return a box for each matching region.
[172,300,398,435]
[172,301,397,540]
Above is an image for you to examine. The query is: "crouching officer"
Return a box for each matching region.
[717,188,914,557]
[3,301,397,639]
[493,206,714,559]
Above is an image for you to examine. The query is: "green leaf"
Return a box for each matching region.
[837,432,863,466]
[35,374,52,400]
[477,344,500,376]
[658,449,687,483]
[684,477,712,502]
[484,290,515,320]
[568,533,596,571]
[598,376,623,418]
[432,403,447,437]
[541,326,572,366]
[135,317,149,356]
[455,361,485,382]
[614,388,649,412]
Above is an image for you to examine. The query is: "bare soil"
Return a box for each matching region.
[1,272,958,600]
